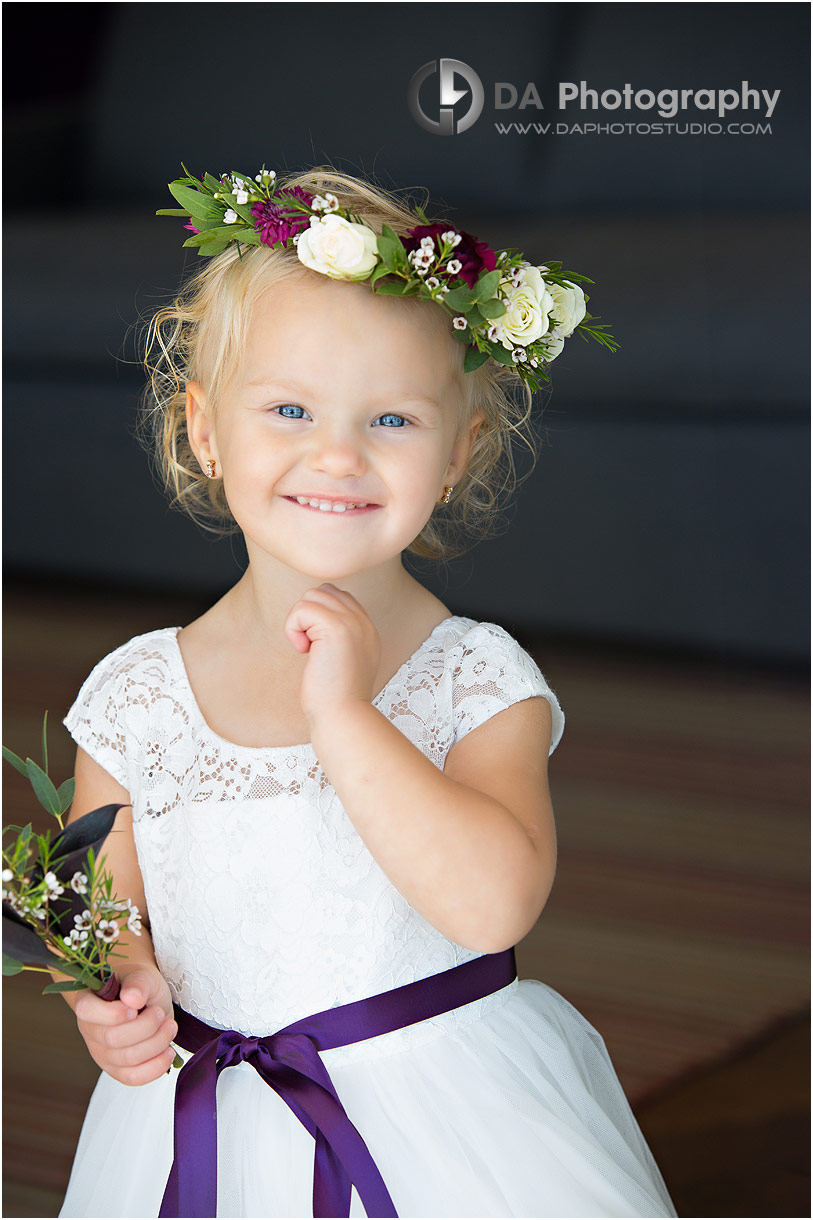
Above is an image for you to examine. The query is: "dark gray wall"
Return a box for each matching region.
[4,3,809,663]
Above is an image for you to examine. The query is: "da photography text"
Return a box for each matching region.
[408,60,780,137]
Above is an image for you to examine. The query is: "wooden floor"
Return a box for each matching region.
[2,581,810,1217]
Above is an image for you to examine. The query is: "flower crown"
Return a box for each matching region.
[158,165,618,392]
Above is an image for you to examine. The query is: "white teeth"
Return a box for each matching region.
[294,496,368,512]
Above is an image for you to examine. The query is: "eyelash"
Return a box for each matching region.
[273,405,410,428]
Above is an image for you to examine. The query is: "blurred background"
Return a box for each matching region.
[3,3,810,1217]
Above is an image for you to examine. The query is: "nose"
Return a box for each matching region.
[307,422,368,479]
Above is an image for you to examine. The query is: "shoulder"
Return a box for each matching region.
[432,617,565,757]
[68,627,182,701]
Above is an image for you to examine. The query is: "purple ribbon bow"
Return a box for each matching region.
[159,947,517,1218]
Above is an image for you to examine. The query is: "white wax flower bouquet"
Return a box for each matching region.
[2,714,141,1000]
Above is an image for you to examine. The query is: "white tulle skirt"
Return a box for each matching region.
[59,978,677,1218]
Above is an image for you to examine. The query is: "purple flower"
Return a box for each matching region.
[251,187,314,247]
[404,224,497,288]
[184,221,201,235]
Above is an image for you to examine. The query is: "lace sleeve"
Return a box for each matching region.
[62,640,136,792]
[448,622,565,757]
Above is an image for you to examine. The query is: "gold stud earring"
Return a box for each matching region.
[205,459,217,479]
[440,485,453,504]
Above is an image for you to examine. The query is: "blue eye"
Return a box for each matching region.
[375,414,409,428]
[275,404,309,419]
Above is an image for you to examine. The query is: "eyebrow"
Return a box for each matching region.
[244,379,444,415]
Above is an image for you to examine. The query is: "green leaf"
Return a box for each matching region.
[56,778,75,816]
[376,236,398,271]
[2,746,27,777]
[2,953,23,975]
[442,285,474,311]
[155,208,189,217]
[478,298,506,320]
[167,183,221,221]
[24,759,61,816]
[369,264,395,286]
[203,172,224,193]
[41,979,87,994]
[488,343,517,367]
[473,270,501,302]
[465,306,484,328]
[463,347,490,373]
[373,281,410,296]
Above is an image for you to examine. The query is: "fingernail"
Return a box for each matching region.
[155,1008,164,1021]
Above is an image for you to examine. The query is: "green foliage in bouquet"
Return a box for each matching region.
[2,714,140,997]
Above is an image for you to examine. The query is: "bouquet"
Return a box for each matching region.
[3,714,141,1000]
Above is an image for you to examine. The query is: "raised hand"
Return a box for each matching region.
[284,583,381,728]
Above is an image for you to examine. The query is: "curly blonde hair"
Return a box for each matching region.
[139,166,547,562]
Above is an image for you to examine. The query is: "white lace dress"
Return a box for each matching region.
[60,616,676,1218]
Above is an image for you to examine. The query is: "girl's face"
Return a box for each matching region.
[187,272,483,582]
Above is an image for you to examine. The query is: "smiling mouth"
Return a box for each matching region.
[285,496,380,514]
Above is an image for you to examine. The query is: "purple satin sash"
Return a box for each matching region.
[159,947,517,1218]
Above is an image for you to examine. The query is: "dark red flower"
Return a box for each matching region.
[251,187,314,247]
[403,223,497,288]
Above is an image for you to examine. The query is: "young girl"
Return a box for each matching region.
[57,166,677,1218]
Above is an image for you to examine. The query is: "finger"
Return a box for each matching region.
[75,993,139,1027]
[118,968,165,1013]
[100,1007,175,1052]
[116,1045,178,1088]
[109,1016,178,1067]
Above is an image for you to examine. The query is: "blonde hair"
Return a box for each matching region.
[139,166,546,562]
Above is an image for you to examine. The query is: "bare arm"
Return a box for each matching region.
[53,747,178,1084]
[310,695,557,954]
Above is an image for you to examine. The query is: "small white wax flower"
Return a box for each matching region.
[235,189,249,205]
[487,324,504,342]
[447,259,463,276]
[127,907,143,936]
[74,910,92,930]
[529,355,540,367]
[1,868,12,882]
[255,174,263,182]
[453,316,468,330]
[323,193,339,212]
[267,169,277,180]
[425,277,440,290]
[311,195,326,211]
[70,871,88,895]
[96,919,119,943]
[420,236,435,250]
[44,871,64,896]
[223,209,238,224]
[512,348,528,362]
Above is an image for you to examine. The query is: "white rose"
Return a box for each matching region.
[498,265,554,349]
[296,215,379,281]
[542,334,566,363]
[547,280,586,337]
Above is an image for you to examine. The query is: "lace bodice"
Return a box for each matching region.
[64,616,564,1063]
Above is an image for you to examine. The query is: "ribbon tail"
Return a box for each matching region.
[159,1038,222,1218]
[313,1130,352,1218]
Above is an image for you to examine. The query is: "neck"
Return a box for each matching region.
[221,551,421,654]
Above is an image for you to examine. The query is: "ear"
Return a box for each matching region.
[186,381,219,472]
[443,409,486,485]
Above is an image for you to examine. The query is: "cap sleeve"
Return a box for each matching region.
[62,638,143,791]
[448,621,565,756]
